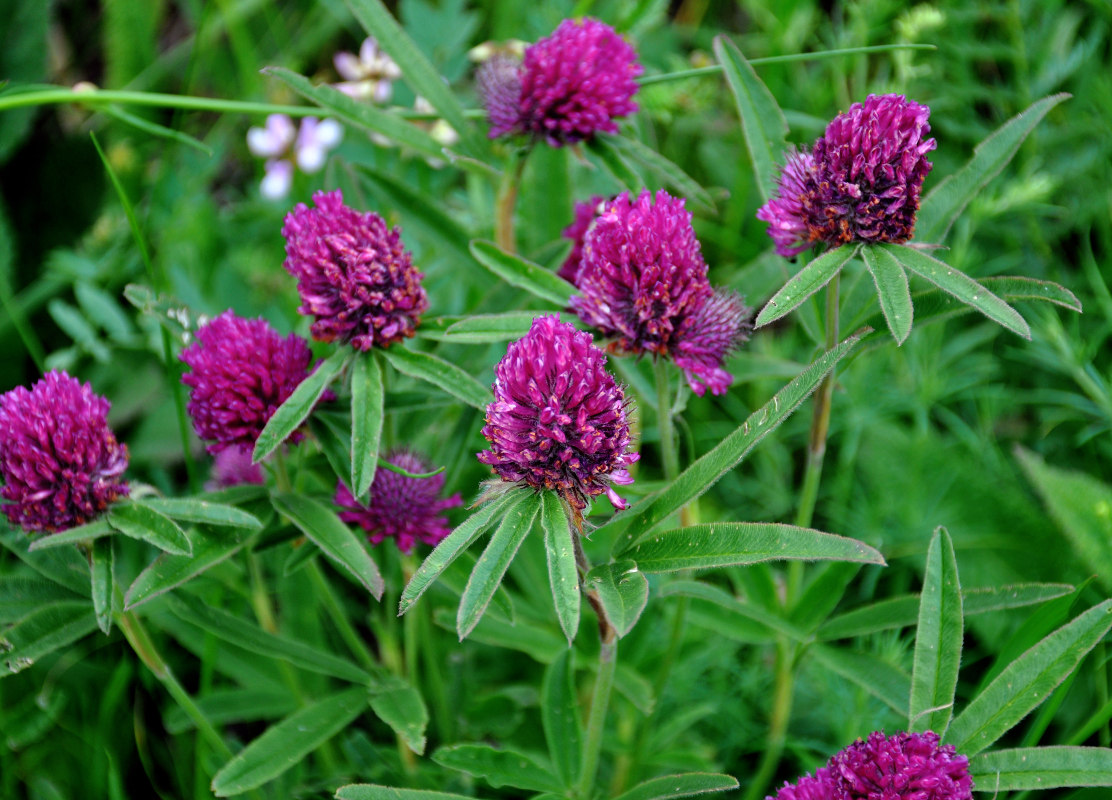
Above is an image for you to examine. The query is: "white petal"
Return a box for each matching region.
[334,51,364,81]
[297,143,326,173]
[314,118,344,149]
[260,160,293,199]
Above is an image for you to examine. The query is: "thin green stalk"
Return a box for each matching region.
[306,559,376,672]
[494,151,528,254]
[742,638,795,800]
[578,639,618,800]
[420,593,454,742]
[654,358,680,481]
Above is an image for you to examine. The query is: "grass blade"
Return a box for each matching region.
[968,746,1112,791]
[469,239,578,307]
[351,352,384,498]
[380,345,492,410]
[756,244,857,327]
[861,245,913,345]
[909,527,963,734]
[253,347,350,463]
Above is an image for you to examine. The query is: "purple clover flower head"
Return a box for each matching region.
[828,730,973,800]
[757,94,935,256]
[180,311,315,454]
[570,189,751,396]
[478,315,638,511]
[282,189,429,350]
[0,371,129,533]
[767,768,839,800]
[206,445,266,490]
[335,450,462,554]
[477,54,524,139]
[516,18,642,146]
[558,195,606,286]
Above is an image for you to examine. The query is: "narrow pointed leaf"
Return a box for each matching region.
[883,243,1030,338]
[542,649,582,788]
[601,330,867,552]
[541,492,580,643]
[399,490,520,615]
[432,744,564,794]
[584,561,649,638]
[337,788,483,800]
[0,576,84,624]
[253,347,349,463]
[124,527,251,610]
[369,675,429,755]
[910,527,963,734]
[604,135,715,214]
[211,687,367,796]
[141,498,263,529]
[0,601,98,677]
[437,552,515,623]
[713,35,787,203]
[108,500,191,556]
[166,593,372,683]
[271,492,384,599]
[164,689,299,735]
[27,518,114,551]
[0,528,89,595]
[968,746,1112,791]
[90,538,112,635]
[458,493,541,639]
[790,562,863,632]
[351,352,384,498]
[469,240,578,307]
[756,244,857,327]
[660,580,808,642]
[946,600,1112,755]
[622,522,884,572]
[614,773,740,800]
[587,136,646,195]
[811,644,911,715]
[917,94,1069,244]
[861,245,913,344]
[443,312,541,344]
[380,345,492,411]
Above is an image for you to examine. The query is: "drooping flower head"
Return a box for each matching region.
[478,315,638,511]
[0,371,129,533]
[481,18,642,146]
[335,450,462,553]
[180,311,315,454]
[828,730,972,800]
[570,189,752,396]
[206,445,266,490]
[476,54,525,140]
[282,189,428,350]
[757,94,936,256]
[558,195,606,286]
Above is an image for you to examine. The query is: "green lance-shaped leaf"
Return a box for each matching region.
[542,649,583,788]
[0,601,98,678]
[0,527,90,595]
[264,67,453,169]
[90,538,112,635]
[945,599,1112,756]
[337,788,486,800]
[818,583,1073,641]
[584,561,649,638]
[399,489,521,615]
[351,351,384,499]
[882,243,1031,339]
[210,686,367,796]
[253,347,350,464]
[108,499,191,556]
[968,746,1112,791]
[443,312,542,344]
[613,773,741,800]
[140,497,263,529]
[164,688,299,735]
[587,135,647,196]
[166,593,372,684]
[124,526,251,610]
[27,518,114,551]
[380,345,492,411]
[861,245,914,345]
[369,674,429,755]
[660,580,808,642]
[602,135,715,215]
[432,743,565,794]
[541,492,580,644]
[458,492,541,640]
[271,492,384,599]
[470,240,579,307]
[755,244,858,327]
[344,0,483,157]
[713,35,788,204]
[600,330,867,552]
[916,93,1070,244]
[0,576,85,624]
[909,527,963,734]
[1015,446,1112,592]
[620,522,885,572]
[811,644,911,715]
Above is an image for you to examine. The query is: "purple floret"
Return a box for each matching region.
[829,730,973,800]
[0,371,129,532]
[558,195,606,286]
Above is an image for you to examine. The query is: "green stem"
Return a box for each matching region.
[742,638,795,800]
[494,150,528,254]
[117,610,233,760]
[307,560,377,672]
[0,274,45,372]
[578,638,618,800]
[272,448,293,493]
[654,358,680,481]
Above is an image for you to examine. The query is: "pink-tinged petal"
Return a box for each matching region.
[260,159,293,200]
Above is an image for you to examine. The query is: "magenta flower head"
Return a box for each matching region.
[483,18,641,146]
[0,371,129,533]
[282,189,428,350]
[570,189,752,396]
[558,195,606,286]
[335,450,462,554]
[206,445,266,490]
[180,310,315,454]
[478,315,638,511]
[757,94,936,257]
[767,769,837,800]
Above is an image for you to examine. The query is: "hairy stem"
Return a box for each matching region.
[578,638,618,799]
[494,151,527,254]
[742,638,795,800]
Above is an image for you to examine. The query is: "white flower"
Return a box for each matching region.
[246,115,343,199]
[333,37,402,103]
